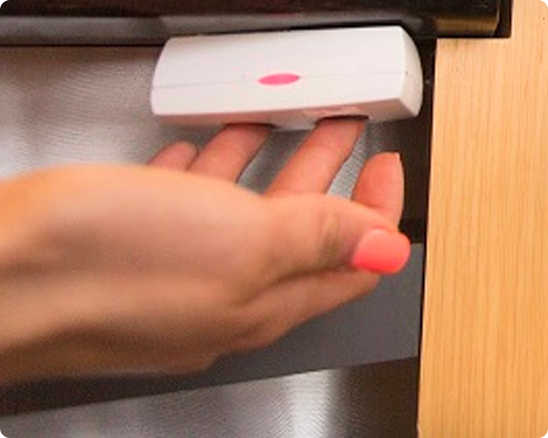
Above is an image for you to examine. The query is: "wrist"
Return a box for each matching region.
[0,176,81,384]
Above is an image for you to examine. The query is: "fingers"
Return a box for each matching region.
[189,124,270,181]
[352,152,405,227]
[150,119,363,188]
[147,142,198,169]
[149,125,270,180]
[267,118,365,195]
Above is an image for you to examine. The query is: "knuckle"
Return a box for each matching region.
[239,316,292,352]
[247,324,285,350]
[264,197,343,276]
[178,141,200,158]
[236,326,285,352]
[192,355,218,372]
[167,354,219,374]
[226,305,287,352]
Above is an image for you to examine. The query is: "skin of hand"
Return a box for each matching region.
[0,119,410,385]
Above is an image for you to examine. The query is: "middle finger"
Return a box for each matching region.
[267,118,366,196]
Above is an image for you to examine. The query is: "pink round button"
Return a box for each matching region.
[258,73,301,86]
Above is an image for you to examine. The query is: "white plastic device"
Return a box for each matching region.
[151,26,423,130]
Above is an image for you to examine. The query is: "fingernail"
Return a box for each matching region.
[351,229,411,274]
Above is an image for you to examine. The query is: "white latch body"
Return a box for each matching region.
[151,26,423,130]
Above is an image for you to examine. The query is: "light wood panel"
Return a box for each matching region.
[419,0,548,436]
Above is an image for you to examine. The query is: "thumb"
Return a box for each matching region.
[266,194,410,279]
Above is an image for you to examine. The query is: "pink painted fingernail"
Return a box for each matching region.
[351,229,411,274]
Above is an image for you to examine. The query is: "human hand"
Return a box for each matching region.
[0,120,410,384]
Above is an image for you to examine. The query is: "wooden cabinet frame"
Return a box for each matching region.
[419,0,548,435]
